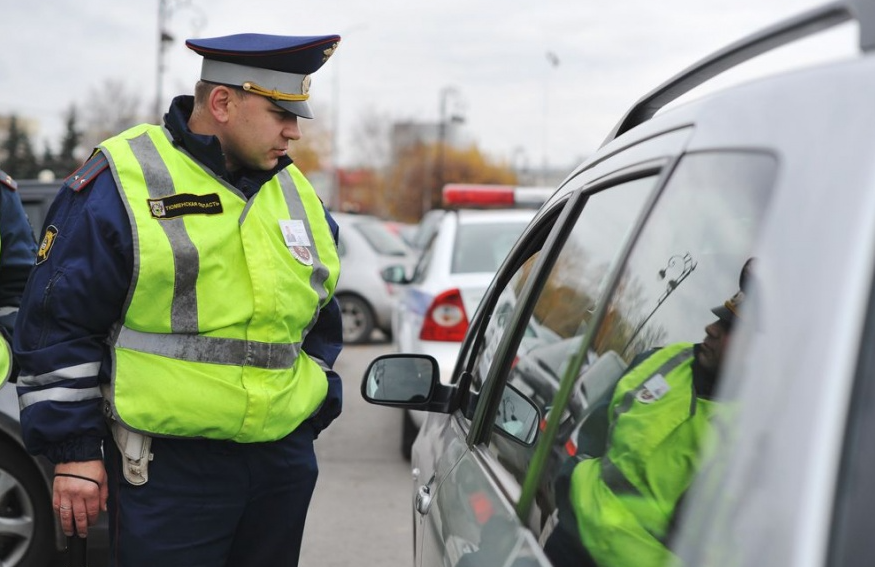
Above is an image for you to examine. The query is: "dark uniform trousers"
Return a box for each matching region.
[105,421,318,567]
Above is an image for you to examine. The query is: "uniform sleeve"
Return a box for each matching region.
[0,186,38,334]
[14,166,133,463]
[303,207,343,436]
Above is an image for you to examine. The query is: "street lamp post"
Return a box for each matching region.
[155,0,205,123]
[542,51,560,185]
[426,86,464,214]
[330,25,367,211]
[155,0,173,124]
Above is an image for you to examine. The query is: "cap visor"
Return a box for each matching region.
[273,99,314,119]
[711,305,734,323]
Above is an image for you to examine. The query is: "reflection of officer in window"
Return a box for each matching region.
[545,260,752,567]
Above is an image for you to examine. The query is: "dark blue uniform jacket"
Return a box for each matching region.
[14,96,344,464]
[0,171,38,339]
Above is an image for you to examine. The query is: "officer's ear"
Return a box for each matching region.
[208,85,237,124]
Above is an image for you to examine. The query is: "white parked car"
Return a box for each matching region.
[382,185,551,457]
[332,212,415,344]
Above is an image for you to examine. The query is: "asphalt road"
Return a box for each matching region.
[299,338,413,567]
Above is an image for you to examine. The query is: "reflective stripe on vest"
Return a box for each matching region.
[126,133,200,332]
[99,125,339,441]
[114,327,301,369]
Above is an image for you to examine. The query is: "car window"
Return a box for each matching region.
[532,151,777,556]
[471,175,656,515]
[353,220,410,256]
[452,220,531,274]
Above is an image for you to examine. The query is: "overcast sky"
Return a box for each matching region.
[1,0,858,174]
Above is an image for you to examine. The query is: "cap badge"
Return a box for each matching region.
[302,75,312,96]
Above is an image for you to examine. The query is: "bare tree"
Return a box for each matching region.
[80,79,144,151]
[348,105,392,169]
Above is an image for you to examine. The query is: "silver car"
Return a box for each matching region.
[332,211,415,344]
[361,2,875,566]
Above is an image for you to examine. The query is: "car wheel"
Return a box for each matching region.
[401,410,418,461]
[0,437,55,567]
[338,294,375,344]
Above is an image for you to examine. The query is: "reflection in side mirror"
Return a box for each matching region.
[494,383,541,445]
[363,355,437,404]
[380,265,408,285]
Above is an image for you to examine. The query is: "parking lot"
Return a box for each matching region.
[300,339,411,567]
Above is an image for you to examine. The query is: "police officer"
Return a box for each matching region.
[0,168,37,385]
[545,262,752,567]
[14,34,344,566]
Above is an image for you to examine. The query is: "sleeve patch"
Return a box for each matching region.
[0,168,18,191]
[63,152,110,192]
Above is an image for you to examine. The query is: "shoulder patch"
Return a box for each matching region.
[63,152,110,192]
[0,169,17,191]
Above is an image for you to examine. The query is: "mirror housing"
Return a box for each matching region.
[380,264,409,285]
[361,354,541,446]
[361,354,459,415]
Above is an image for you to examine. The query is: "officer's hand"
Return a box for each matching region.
[53,460,108,538]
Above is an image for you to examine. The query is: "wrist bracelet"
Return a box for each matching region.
[54,472,100,488]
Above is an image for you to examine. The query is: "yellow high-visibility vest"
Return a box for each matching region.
[99,124,339,442]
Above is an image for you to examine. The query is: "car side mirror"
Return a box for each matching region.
[380,265,408,285]
[362,354,437,404]
[494,383,541,445]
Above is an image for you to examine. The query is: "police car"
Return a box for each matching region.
[381,184,551,458]
[361,2,875,566]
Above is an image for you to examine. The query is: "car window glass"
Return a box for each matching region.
[452,221,531,274]
[474,176,656,507]
[590,152,775,360]
[537,151,776,558]
[353,220,410,256]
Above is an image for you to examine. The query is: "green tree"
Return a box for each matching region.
[40,143,56,177]
[2,116,40,179]
[54,104,84,176]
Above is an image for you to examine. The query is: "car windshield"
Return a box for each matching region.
[354,221,410,257]
[452,220,529,274]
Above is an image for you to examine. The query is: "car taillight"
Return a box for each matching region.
[419,289,469,342]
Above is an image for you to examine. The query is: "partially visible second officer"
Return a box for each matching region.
[14,34,344,566]
[0,168,37,386]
